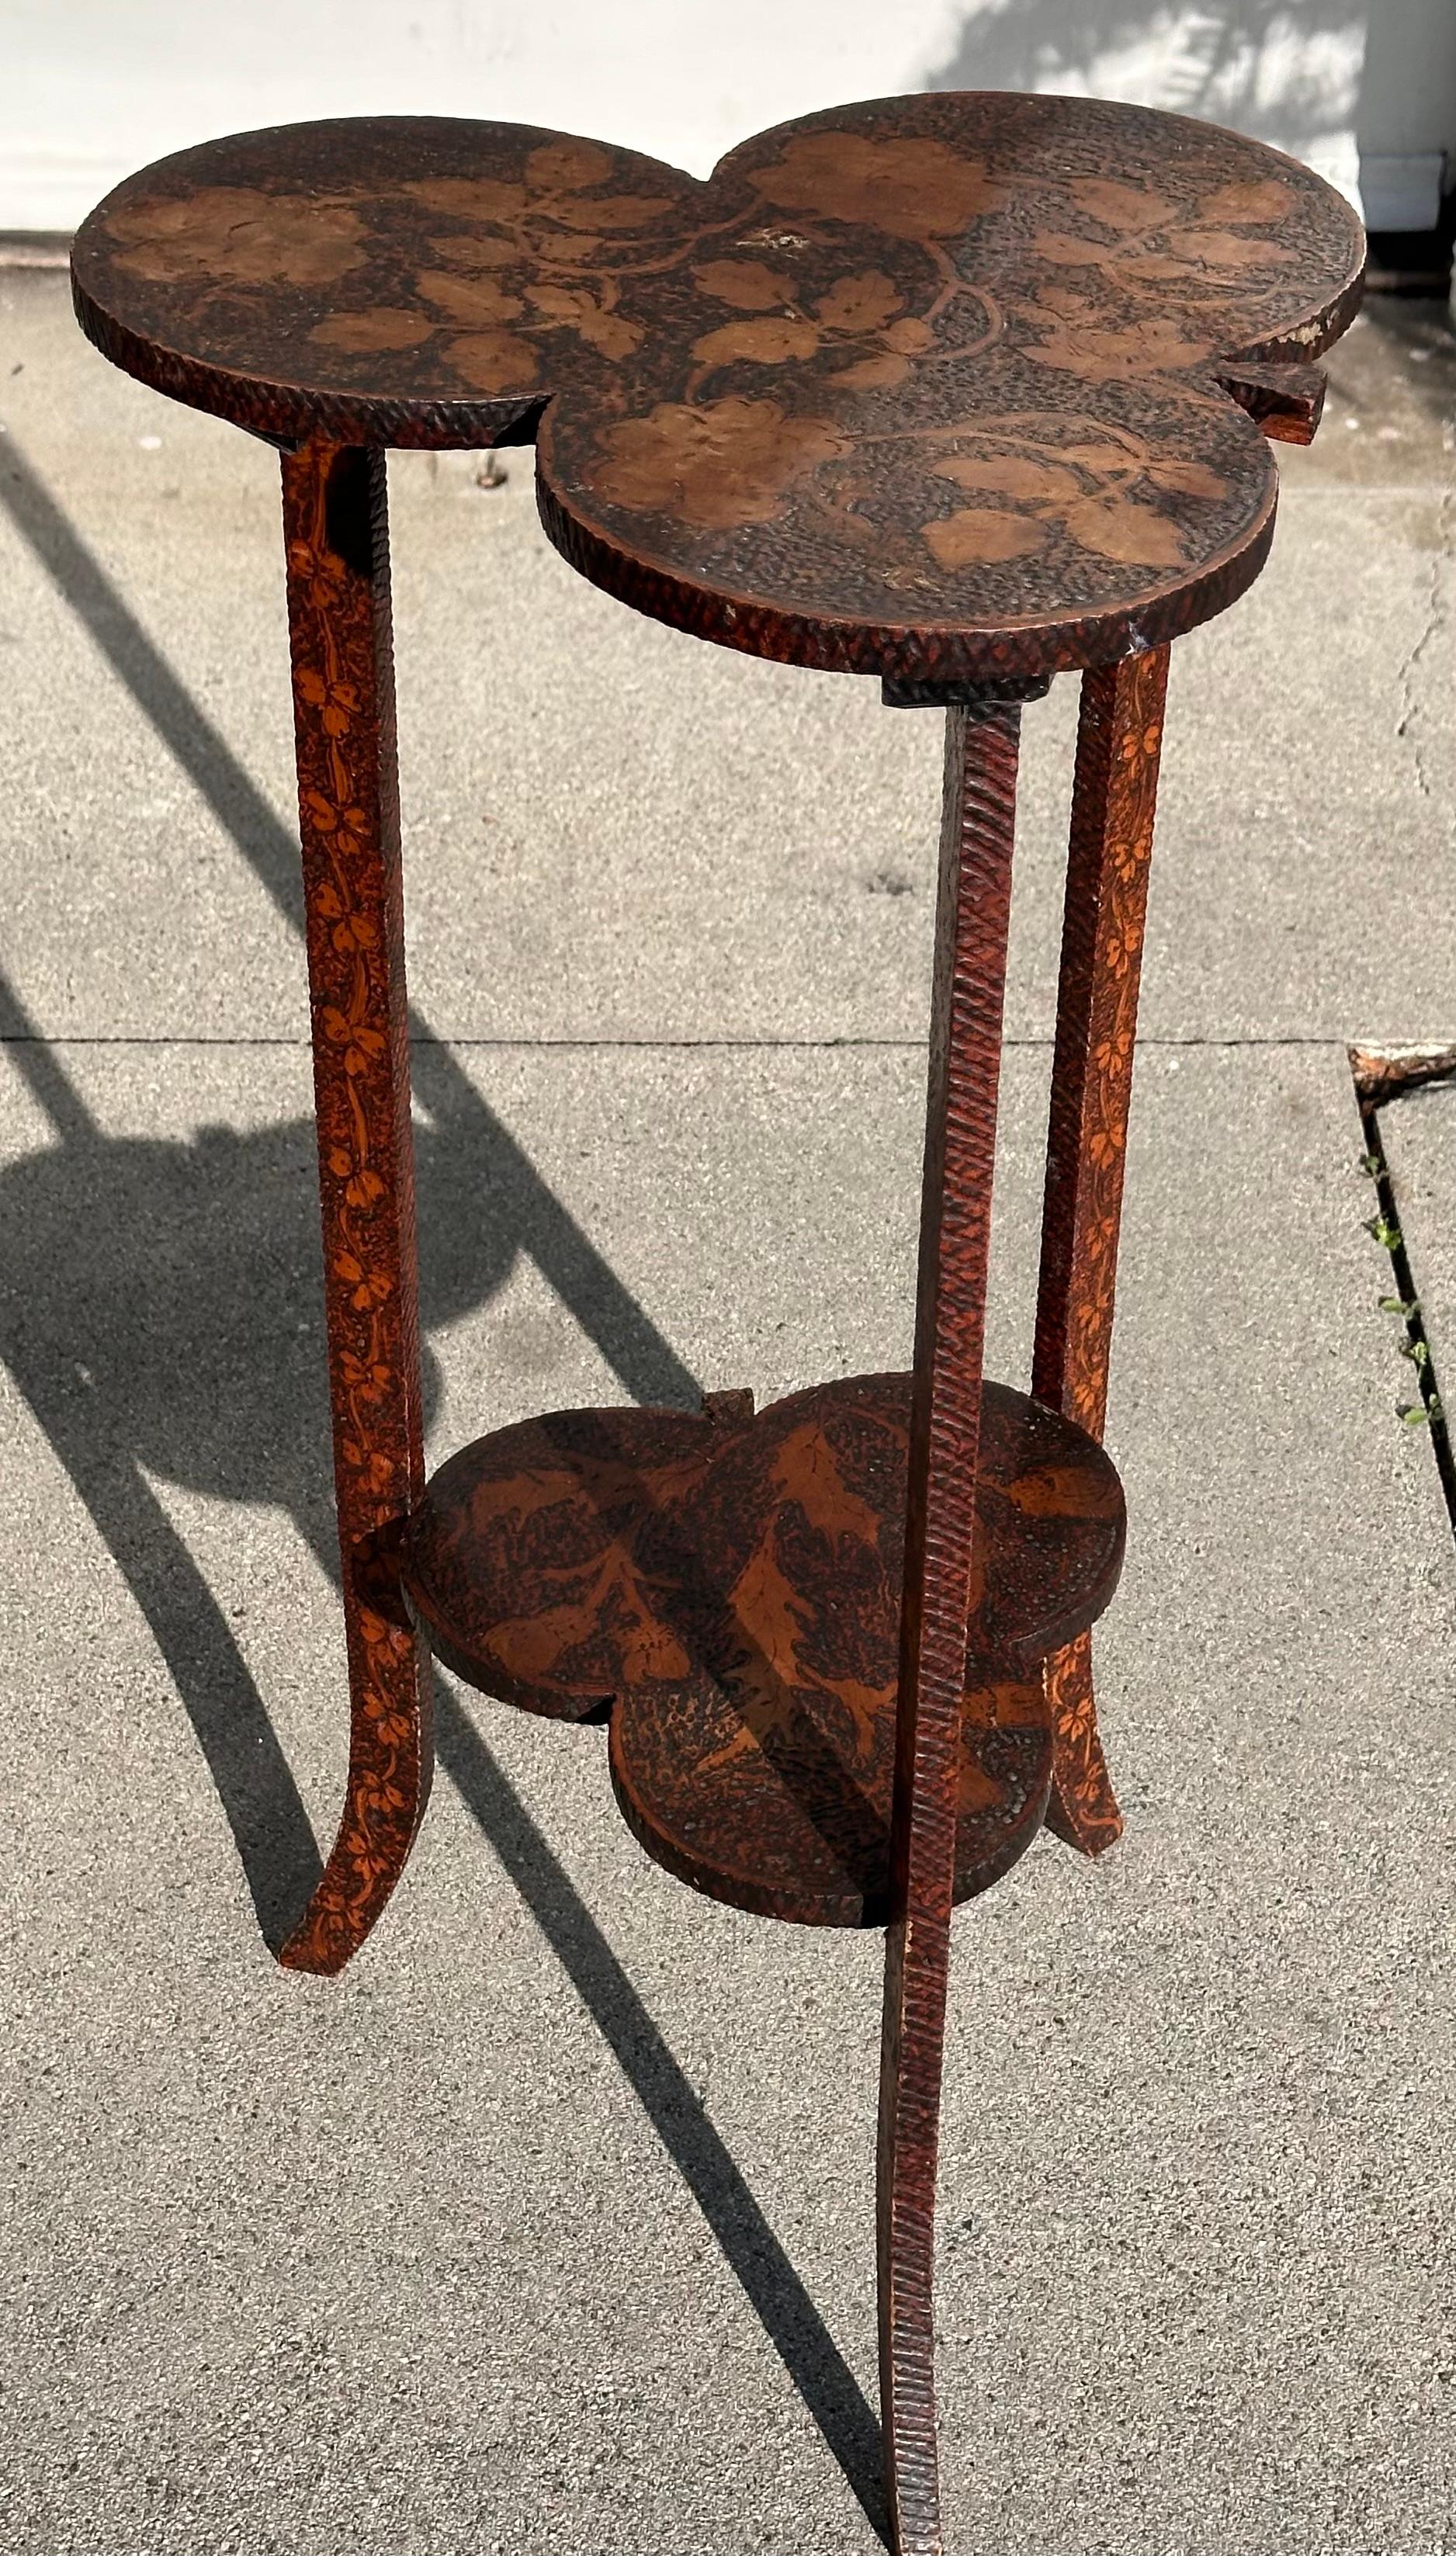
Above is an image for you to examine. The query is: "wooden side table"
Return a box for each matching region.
[73,96,1362,2555]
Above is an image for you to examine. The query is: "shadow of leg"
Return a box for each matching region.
[6,1375,322,1948]
[433,1674,889,2546]
[3,425,892,2530]
[0,432,702,1429]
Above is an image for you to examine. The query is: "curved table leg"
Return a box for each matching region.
[275,441,432,1977]
[1033,647,1170,1854]
[878,699,1022,2555]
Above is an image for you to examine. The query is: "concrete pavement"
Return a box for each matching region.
[2,266,1454,2554]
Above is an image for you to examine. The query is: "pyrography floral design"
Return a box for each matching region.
[92,109,1358,595]
[108,186,367,286]
[747,130,1011,240]
[71,101,1363,1996]
[1033,648,1170,1859]
[272,446,428,1977]
[401,135,678,390]
[915,421,1229,573]
[592,396,850,529]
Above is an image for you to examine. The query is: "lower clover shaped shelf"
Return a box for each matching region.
[400,1375,1126,1927]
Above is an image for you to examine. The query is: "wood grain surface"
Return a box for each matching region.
[72,96,1364,680]
[400,1374,1123,1925]
[68,94,1361,2552]
[275,442,432,1977]
[1035,647,1170,1855]
[875,702,1021,2554]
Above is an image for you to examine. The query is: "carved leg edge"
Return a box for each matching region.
[878,703,1021,2554]
[275,440,432,1978]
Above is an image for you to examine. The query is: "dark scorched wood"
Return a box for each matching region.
[400,1373,1124,1927]
[276,442,432,1978]
[72,95,1364,683]
[875,701,1021,2555]
[69,95,1364,2556]
[1034,645,1170,1854]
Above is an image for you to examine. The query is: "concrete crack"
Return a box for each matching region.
[1394,479,1454,805]
[1350,1045,1456,1543]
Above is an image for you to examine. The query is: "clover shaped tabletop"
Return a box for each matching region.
[73,94,1364,682]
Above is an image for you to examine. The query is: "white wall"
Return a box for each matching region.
[3,0,1453,234]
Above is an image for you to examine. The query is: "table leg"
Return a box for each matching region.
[274,441,432,1977]
[1033,647,1170,1855]
[878,700,1021,2556]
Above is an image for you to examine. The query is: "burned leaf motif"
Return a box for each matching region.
[295,666,361,737]
[1004,1465,1122,1520]
[363,1659,414,1734]
[1038,649,1170,1857]
[752,130,1006,240]
[691,315,822,368]
[832,312,935,390]
[523,138,615,192]
[1056,494,1189,567]
[409,175,529,224]
[923,508,1049,567]
[1094,1025,1135,1080]
[934,453,1080,501]
[1201,176,1297,226]
[303,788,369,860]
[322,1007,388,1077]
[272,450,435,1975]
[815,270,903,333]
[427,231,518,272]
[691,262,928,392]
[831,355,905,390]
[1035,231,1142,271]
[418,134,671,234]
[331,911,380,957]
[920,449,1071,571]
[525,284,643,358]
[447,329,541,392]
[594,396,849,530]
[286,539,344,616]
[1146,457,1226,499]
[406,140,675,383]
[919,431,1222,575]
[1160,227,1297,271]
[1066,178,1177,232]
[310,309,433,354]
[693,258,796,310]
[356,1767,410,1822]
[418,269,525,326]
[546,193,678,233]
[1037,175,1299,303]
[108,186,368,287]
[1020,306,1215,382]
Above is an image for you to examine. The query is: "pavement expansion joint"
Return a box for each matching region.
[1350,1042,1456,1539]
[0,1029,1380,1051]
